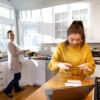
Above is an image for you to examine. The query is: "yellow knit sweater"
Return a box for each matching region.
[49,42,95,76]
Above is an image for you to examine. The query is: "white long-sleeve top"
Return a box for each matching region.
[7,41,24,73]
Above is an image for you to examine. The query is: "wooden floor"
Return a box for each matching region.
[0,85,40,100]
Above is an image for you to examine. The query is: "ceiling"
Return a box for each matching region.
[10,0,83,10]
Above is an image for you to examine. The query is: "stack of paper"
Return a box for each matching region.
[65,80,82,87]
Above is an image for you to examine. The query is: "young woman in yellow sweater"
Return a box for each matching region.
[49,20,95,76]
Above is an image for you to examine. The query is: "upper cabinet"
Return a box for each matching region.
[71,4,88,28]
[88,2,100,43]
[54,3,90,43]
[55,12,68,40]
[54,5,69,41]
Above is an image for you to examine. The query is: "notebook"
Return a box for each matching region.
[45,84,95,100]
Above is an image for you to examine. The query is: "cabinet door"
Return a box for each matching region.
[89,3,100,43]
[0,65,4,91]
[20,60,33,86]
[34,60,46,85]
[0,61,8,91]
[45,60,56,81]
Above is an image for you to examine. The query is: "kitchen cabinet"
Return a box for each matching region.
[0,63,5,91]
[31,59,55,86]
[0,59,35,92]
[54,3,90,43]
[54,12,68,40]
[0,59,55,91]
[54,5,69,43]
[20,59,35,86]
[45,60,56,81]
[88,3,100,43]
[71,4,88,28]
[32,60,46,85]
[0,61,8,91]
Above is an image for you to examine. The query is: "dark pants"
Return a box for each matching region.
[5,72,21,94]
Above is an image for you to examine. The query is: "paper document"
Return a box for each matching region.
[65,80,82,87]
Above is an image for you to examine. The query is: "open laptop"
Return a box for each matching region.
[45,84,95,100]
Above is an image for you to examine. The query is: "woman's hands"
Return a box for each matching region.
[57,63,92,71]
[78,63,92,71]
[57,63,73,70]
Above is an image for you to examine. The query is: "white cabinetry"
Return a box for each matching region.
[0,59,55,91]
[45,60,56,81]
[89,3,100,43]
[54,12,68,40]
[0,61,8,91]
[20,59,35,86]
[0,59,35,92]
[32,60,46,86]
[70,3,89,28]
[0,63,4,91]
[32,59,55,86]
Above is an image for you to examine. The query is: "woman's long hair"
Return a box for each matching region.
[65,20,85,47]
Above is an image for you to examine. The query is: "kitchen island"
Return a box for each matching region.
[25,74,94,100]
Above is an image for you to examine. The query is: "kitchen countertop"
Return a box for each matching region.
[25,73,94,100]
[0,56,51,62]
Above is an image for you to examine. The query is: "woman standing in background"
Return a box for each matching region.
[49,20,95,77]
[4,30,25,98]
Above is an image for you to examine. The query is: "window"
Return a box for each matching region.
[20,10,41,22]
[26,10,31,22]
[31,10,41,22]
[19,9,41,51]
[10,9,15,19]
[23,24,40,51]
[54,5,69,41]
[0,5,15,49]
[0,6,10,18]
[21,10,26,21]
[0,24,11,48]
